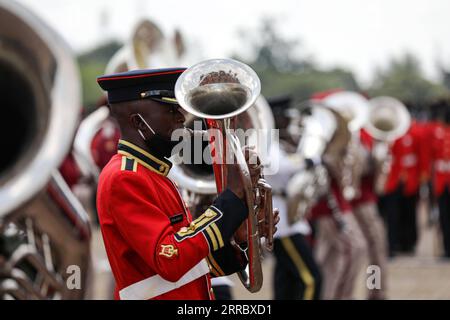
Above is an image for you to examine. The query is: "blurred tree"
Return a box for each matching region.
[441,69,450,91]
[368,53,448,109]
[257,67,359,102]
[233,18,359,103]
[77,40,122,111]
[243,17,309,73]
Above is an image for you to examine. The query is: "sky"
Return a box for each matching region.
[14,0,450,85]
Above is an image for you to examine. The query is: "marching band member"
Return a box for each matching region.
[419,102,439,225]
[296,91,366,300]
[267,95,322,300]
[427,98,450,258]
[95,68,279,300]
[351,128,388,299]
[379,106,426,256]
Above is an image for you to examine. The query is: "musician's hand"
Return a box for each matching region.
[258,208,279,239]
[227,146,261,200]
[233,208,279,247]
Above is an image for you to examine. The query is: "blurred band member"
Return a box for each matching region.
[379,103,427,256]
[306,90,365,300]
[351,129,388,299]
[420,100,442,224]
[427,98,450,258]
[267,96,322,300]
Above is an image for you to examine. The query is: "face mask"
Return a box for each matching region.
[136,113,178,158]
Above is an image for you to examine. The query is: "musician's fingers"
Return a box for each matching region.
[273,209,280,223]
[274,214,280,225]
[243,146,261,170]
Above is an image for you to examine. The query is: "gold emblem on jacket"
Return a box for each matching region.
[159,244,178,258]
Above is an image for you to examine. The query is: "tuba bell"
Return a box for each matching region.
[0,1,91,299]
[365,96,411,142]
[105,19,194,74]
[364,96,411,194]
[173,58,274,293]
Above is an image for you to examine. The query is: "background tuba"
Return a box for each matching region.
[105,19,167,74]
[287,105,351,224]
[364,96,411,194]
[105,19,197,74]
[0,1,91,299]
[318,91,370,200]
[173,58,274,293]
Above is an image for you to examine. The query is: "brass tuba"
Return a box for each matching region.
[319,91,370,200]
[364,96,411,194]
[105,19,194,74]
[173,58,274,293]
[0,1,91,299]
[287,105,351,224]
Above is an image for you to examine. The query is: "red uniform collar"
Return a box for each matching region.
[117,139,172,176]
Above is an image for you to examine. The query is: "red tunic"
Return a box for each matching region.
[308,179,353,220]
[429,123,450,196]
[59,152,82,189]
[384,121,426,196]
[419,120,437,182]
[97,140,247,300]
[90,120,121,170]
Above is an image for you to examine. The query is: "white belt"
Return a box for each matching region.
[435,160,450,173]
[119,259,210,300]
[211,276,234,287]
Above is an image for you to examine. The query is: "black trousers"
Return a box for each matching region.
[438,187,450,257]
[273,234,322,300]
[378,185,418,256]
[212,285,232,300]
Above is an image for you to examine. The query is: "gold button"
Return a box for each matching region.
[189,222,196,230]
[159,165,165,172]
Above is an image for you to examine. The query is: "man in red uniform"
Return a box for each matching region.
[96,68,277,300]
[379,107,427,256]
[427,99,450,258]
